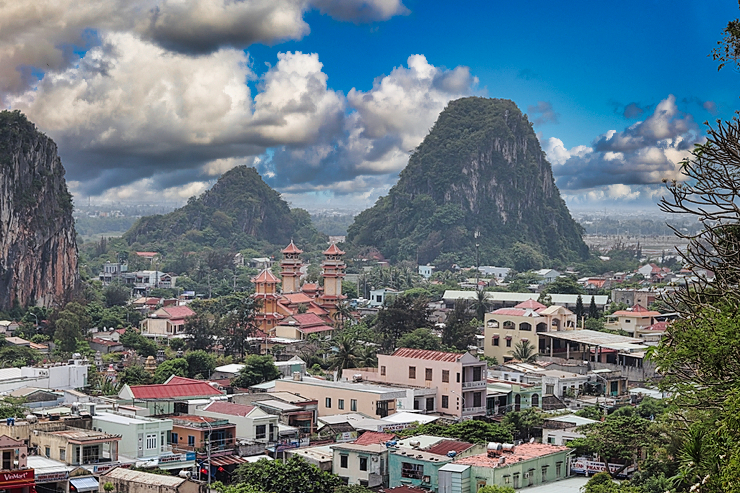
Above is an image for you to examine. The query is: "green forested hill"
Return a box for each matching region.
[123,166,326,252]
[347,97,588,269]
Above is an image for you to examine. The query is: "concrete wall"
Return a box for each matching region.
[274,380,398,418]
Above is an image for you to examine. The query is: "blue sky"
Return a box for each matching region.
[2,0,738,212]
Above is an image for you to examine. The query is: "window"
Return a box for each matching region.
[542,466,548,482]
[546,384,555,395]
[442,395,449,408]
[359,457,368,471]
[442,370,449,382]
[556,462,562,477]
[188,435,195,447]
[340,455,348,468]
[473,366,482,381]
[513,473,520,489]
[351,399,357,411]
[487,320,499,328]
[520,322,532,331]
[146,433,157,449]
[503,320,515,330]
[401,462,424,479]
[456,372,460,383]
[45,447,50,458]
[473,392,482,407]
[338,399,345,410]
[381,366,386,376]
[60,448,66,461]
[532,394,540,407]
[326,397,332,408]
[409,366,416,379]
[256,425,267,439]
[506,338,512,347]
[547,436,555,444]
[171,432,179,444]
[624,319,631,323]
[492,336,499,346]
[425,368,433,381]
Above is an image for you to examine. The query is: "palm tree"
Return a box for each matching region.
[509,340,537,363]
[332,302,354,328]
[329,334,359,373]
[472,289,490,321]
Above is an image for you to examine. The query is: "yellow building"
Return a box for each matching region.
[251,269,283,333]
[280,241,304,294]
[483,300,576,363]
[317,243,346,315]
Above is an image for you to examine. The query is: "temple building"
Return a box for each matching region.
[317,243,347,316]
[252,241,347,335]
[251,268,283,333]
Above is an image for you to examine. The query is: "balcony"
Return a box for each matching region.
[462,380,486,389]
[462,406,486,416]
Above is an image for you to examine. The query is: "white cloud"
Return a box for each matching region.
[310,0,409,22]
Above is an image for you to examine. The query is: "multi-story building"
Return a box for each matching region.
[31,428,121,469]
[0,435,35,493]
[317,243,346,315]
[140,305,196,339]
[347,348,488,420]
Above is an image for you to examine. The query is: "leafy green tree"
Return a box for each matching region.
[576,406,604,421]
[511,242,544,272]
[575,294,585,320]
[232,355,280,388]
[54,301,92,353]
[233,456,341,493]
[442,300,477,351]
[119,364,153,386]
[0,398,29,419]
[501,408,544,440]
[585,317,605,331]
[154,358,188,384]
[508,340,537,363]
[396,419,513,444]
[397,328,443,351]
[375,294,431,351]
[569,414,650,478]
[103,284,130,307]
[328,334,360,373]
[0,345,42,367]
[544,275,585,295]
[185,350,216,379]
[119,328,158,357]
[588,296,600,319]
[184,313,219,351]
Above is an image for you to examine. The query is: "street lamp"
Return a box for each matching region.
[199,416,213,490]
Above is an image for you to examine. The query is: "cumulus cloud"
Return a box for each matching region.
[546,95,701,198]
[527,101,559,126]
[258,54,479,197]
[311,0,409,22]
[0,0,410,98]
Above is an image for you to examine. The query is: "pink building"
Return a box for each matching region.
[344,348,487,419]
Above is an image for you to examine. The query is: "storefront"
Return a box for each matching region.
[29,456,72,493]
[69,477,99,493]
[0,468,36,493]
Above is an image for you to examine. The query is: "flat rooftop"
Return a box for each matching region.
[277,377,408,398]
[540,329,644,349]
[455,443,570,468]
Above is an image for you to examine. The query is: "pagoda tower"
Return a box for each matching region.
[251,268,283,333]
[318,242,346,314]
[280,240,304,294]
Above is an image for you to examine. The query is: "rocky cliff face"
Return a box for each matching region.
[0,111,79,310]
[347,97,588,267]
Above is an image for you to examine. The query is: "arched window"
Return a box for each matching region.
[532,394,540,407]
[520,322,532,331]
[503,320,515,330]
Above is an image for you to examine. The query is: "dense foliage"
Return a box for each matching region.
[347,97,588,267]
[395,419,513,444]
[233,456,341,493]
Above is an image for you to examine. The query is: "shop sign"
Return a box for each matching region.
[92,463,132,474]
[0,469,34,485]
[159,453,194,464]
[36,471,69,483]
[378,422,413,432]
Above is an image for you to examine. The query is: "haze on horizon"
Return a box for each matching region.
[2,1,736,213]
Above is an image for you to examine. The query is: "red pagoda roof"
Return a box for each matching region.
[282,241,303,254]
[323,243,345,255]
[252,269,280,284]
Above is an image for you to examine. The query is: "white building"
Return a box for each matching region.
[195,401,279,444]
[542,414,597,446]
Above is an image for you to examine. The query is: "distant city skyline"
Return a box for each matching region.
[2,1,737,212]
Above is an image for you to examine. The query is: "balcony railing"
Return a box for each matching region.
[462,406,486,415]
[462,380,486,389]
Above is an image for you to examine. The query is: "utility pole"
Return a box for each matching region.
[199,417,213,491]
[475,230,481,290]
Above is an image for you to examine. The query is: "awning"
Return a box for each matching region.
[209,456,249,467]
[70,476,99,492]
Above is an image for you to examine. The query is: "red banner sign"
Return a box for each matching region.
[0,469,34,485]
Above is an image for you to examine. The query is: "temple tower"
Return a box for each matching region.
[251,268,282,333]
[280,241,304,294]
[318,243,346,314]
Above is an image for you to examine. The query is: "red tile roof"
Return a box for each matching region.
[204,401,256,417]
[301,283,319,291]
[455,443,569,468]
[515,299,546,310]
[161,305,196,319]
[282,241,303,254]
[644,321,668,331]
[426,439,475,456]
[135,252,159,258]
[129,379,224,399]
[291,313,326,326]
[282,293,314,305]
[490,308,541,317]
[391,348,466,362]
[252,269,280,284]
[299,324,335,334]
[354,431,396,446]
[323,243,345,255]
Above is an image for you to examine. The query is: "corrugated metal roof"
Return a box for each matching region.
[69,476,99,492]
[426,439,475,456]
[103,467,186,486]
[130,380,224,399]
[391,348,463,362]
